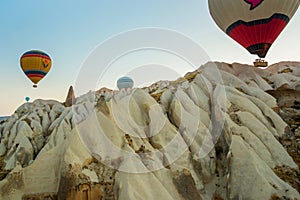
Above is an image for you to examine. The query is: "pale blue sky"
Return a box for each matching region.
[0,0,299,116]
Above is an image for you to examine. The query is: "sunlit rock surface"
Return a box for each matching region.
[0,62,299,200]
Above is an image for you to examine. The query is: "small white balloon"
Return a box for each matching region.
[117,76,134,90]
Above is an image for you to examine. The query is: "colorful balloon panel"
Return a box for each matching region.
[208,0,299,58]
[20,50,52,85]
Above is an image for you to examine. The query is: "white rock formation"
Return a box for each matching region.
[0,62,299,199]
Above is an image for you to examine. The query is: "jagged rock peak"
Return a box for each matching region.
[64,86,75,107]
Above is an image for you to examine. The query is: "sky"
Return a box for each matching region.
[0,0,300,116]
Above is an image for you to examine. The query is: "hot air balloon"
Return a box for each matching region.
[25,97,30,102]
[208,0,299,65]
[20,50,52,88]
[117,76,134,90]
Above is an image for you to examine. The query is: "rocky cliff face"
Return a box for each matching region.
[0,62,299,200]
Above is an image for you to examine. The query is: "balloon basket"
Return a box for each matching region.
[33,85,38,88]
[253,59,268,68]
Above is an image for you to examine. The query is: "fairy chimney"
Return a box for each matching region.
[65,86,75,107]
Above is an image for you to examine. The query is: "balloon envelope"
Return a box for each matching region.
[117,76,134,90]
[208,0,299,58]
[20,50,52,87]
[25,97,30,102]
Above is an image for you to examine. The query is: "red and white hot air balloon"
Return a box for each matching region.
[208,0,299,58]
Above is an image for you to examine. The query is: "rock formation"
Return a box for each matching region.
[0,62,299,199]
[64,86,76,107]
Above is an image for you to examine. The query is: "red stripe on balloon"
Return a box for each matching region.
[228,18,288,49]
[21,54,51,60]
[27,74,45,78]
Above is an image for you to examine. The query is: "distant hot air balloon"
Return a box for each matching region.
[208,0,299,58]
[25,97,30,102]
[20,50,52,88]
[117,76,134,90]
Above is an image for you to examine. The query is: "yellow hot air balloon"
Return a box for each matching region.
[20,50,52,88]
[209,0,299,60]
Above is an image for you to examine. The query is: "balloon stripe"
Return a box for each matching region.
[22,50,50,57]
[226,13,289,34]
[24,70,47,76]
[246,43,271,58]
[26,74,45,78]
[227,17,288,57]
[228,19,287,46]
[21,54,51,60]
